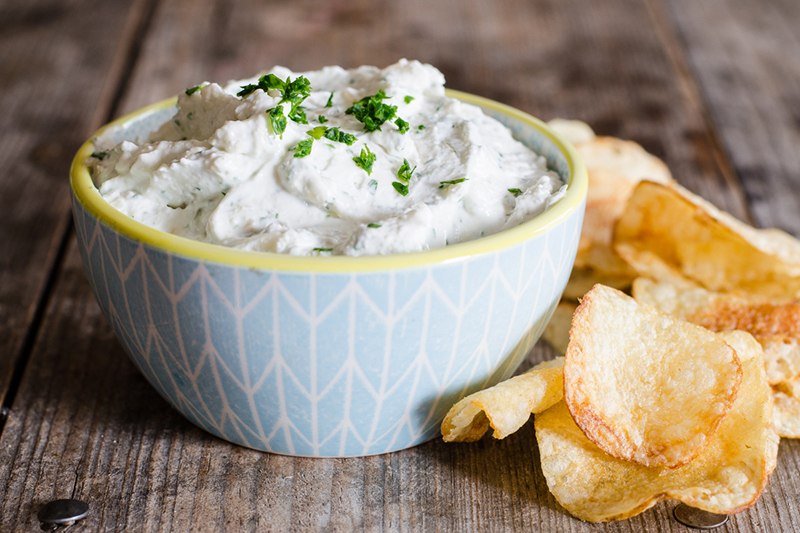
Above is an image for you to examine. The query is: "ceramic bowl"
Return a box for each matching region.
[70,89,587,457]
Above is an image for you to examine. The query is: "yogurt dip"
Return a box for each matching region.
[89,60,566,256]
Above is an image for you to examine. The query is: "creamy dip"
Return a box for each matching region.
[90,60,566,256]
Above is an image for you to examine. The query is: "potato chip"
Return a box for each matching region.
[573,136,672,272]
[537,330,778,522]
[614,181,800,300]
[543,302,577,355]
[441,357,564,442]
[772,375,800,438]
[547,118,596,145]
[562,267,636,301]
[633,277,800,384]
[773,391,800,438]
[564,285,742,468]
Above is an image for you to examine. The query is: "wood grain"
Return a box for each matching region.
[0,0,154,413]
[1,0,799,531]
[666,0,800,235]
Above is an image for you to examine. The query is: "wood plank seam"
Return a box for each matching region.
[0,0,161,440]
[643,0,757,225]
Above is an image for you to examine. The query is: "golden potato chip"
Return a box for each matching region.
[773,392,800,438]
[633,277,800,384]
[774,374,800,398]
[537,330,778,522]
[614,181,800,300]
[564,285,742,468]
[543,302,577,355]
[573,137,672,273]
[772,375,800,438]
[562,267,636,301]
[441,357,564,442]
[547,118,596,145]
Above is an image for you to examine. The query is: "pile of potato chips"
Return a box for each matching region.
[441,121,800,522]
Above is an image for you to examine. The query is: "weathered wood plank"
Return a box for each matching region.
[665,0,800,235]
[0,0,154,413]
[2,0,799,531]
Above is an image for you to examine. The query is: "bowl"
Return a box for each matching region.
[70,89,587,457]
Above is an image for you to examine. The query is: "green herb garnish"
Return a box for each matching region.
[289,106,308,124]
[439,178,467,188]
[392,182,409,196]
[346,90,400,132]
[244,74,312,133]
[396,159,416,183]
[325,92,334,107]
[185,85,203,96]
[353,145,376,174]
[268,105,287,137]
[367,179,378,195]
[237,73,282,98]
[238,74,311,104]
[318,115,328,124]
[324,127,356,146]
[508,188,523,197]
[294,138,314,158]
[404,95,414,104]
[307,126,328,139]
[367,223,382,228]
[417,125,425,130]
[313,247,333,253]
[394,117,409,134]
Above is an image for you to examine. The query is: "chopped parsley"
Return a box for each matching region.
[367,223,382,228]
[353,145,376,174]
[417,125,425,130]
[238,73,311,104]
[439,178,467,188]
[325,92,334,107]
[394,117,409,134]
[346,90,402,132]
[508,188,523,197]
[307,126,328,139]
[396,159,416,183]
[268,105,287,137]
[367,179,378,195]
[185,85,203,96]
[313,247,333,253]
[404,95,414,104]
[282,76,312,107]
[392,160,415,196]
[243,74,313,134]
[237,73,281,98]
[294,138,314,158]
[288,106,308,124]
[318,115,328,124]
[392,182,409,196]
[90,150,109,160]
[324,127,356,146]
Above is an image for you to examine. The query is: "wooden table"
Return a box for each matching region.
[2,0,799,530]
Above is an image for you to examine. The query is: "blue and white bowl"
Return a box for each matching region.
[70,90,587,457]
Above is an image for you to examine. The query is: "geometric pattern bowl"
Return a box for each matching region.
[70,90,587,456]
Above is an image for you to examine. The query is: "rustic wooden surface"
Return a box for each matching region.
[1,0,799,530]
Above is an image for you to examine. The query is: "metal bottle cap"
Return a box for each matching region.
[37,499,89,526]
[673,503,729,529]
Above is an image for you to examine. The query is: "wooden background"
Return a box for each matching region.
[1,0,799,530]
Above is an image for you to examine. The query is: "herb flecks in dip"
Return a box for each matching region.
[89,60,566,256]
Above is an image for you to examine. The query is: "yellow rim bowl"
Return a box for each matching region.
[71,89,587,272]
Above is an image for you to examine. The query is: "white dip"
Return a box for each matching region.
[90,60,566,256]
